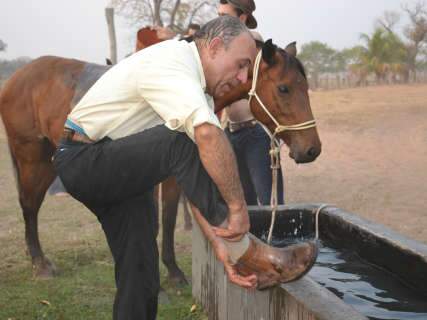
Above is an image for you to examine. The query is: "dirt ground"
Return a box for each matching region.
[0,83,426,246]
[281,84,427,243]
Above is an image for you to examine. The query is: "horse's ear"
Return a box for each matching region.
[262,39,277,66]
[285,41,297,57]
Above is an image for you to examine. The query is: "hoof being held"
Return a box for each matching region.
[235,236,319,290]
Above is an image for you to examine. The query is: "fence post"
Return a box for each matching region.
[105,7,118,65]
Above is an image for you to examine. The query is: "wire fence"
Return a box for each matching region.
[307,70,427,91]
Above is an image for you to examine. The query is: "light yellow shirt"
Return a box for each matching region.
[68,40,221,141]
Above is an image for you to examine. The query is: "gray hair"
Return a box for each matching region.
[194,15,251,49]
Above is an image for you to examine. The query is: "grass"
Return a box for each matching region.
[0,123,207,319]
[0,196,207,320]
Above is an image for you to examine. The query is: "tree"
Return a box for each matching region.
[359,28,407,83]
[298,41,337,89]
[376,10,401,34]
[402,1,427,80]
[0,39,7,52]
[111,0,216,33]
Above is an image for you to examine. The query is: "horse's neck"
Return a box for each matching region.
[214,80,252,113]
[71,63,112,108]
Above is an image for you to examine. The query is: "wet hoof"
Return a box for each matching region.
[168,270,189,287]
[235,236,319,290]
[33,257,57,279]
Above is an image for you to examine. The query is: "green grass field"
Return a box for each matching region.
[0,124,207,319]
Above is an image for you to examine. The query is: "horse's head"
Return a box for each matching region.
[249,40,321,164]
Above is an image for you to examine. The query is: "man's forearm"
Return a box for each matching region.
[194,124,245,212]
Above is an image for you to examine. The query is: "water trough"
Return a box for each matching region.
[192,204,427,320]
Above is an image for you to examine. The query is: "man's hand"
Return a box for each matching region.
[151,26,176,40]
[213,207,250,241]
[212,236,257,289]
[190,203,256,289]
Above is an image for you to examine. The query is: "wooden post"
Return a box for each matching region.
[105,7,117,65]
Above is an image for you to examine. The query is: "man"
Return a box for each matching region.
[54,16,316,320]
[157,0,284,206]
[54,16,254,320]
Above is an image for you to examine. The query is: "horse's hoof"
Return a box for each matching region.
[235,236,318,290]
[32,257,57,279]
[168,271,189,287]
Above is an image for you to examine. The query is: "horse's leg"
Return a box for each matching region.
[12,139,57,278]
[181,194,193,231]
[161,177,188,286]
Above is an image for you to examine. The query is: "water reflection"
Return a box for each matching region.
[309,243,427,320]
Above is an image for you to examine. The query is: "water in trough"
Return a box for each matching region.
[255,232,427,320]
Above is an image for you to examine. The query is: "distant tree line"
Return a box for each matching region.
[0,57,32,87]
[299,1,427,90]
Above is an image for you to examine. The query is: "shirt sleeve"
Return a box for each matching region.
[137,61,221,141]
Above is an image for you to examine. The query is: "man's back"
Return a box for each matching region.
[68,40,217,141]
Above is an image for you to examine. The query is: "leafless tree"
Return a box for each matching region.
[111,0,216,33]
[402,1,427,80]
[376,10,401,34]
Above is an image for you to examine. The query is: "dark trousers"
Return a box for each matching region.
[225,123,284,205]
[53,125,228,320]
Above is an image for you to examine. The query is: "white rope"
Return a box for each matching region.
[314,204,330,239]
[247,50,319,244]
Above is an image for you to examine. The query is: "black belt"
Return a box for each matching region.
[228,119,257,133]
[62,128,94,144]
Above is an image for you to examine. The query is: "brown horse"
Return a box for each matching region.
[0,39,321,282]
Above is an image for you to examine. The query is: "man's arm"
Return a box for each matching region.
[194,123,249,241]
[190,202,257,289]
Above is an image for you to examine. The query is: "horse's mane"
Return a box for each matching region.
[278,48,307,79]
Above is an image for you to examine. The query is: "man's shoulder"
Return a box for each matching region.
[133,40,193,62]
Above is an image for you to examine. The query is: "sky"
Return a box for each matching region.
[0,0,416,64]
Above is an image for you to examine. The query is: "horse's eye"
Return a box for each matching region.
[278,85,289,94]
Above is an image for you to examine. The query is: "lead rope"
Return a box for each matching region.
[248,50,318,244]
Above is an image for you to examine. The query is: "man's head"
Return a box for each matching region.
[218,0,257,29]
[194,16,257,99]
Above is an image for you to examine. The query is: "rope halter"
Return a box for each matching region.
[247,49,318,244]
[248,50,317,135]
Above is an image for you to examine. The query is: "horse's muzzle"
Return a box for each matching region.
[290,145,321,164]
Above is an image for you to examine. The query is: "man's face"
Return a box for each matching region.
[205,32,256,99]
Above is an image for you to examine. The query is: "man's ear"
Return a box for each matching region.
[262,39,277,66]
[207,37,224,58]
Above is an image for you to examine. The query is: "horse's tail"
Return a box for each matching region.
[0,87,22,196]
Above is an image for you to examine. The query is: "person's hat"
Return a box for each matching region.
[226,0,258,29]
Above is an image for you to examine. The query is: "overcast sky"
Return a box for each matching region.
[0,0,416,64]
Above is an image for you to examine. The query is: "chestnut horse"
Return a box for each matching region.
[0,39,321,282]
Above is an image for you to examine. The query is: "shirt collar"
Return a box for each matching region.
[189,41,207,92]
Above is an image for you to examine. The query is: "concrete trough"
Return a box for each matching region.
[192,204,427,320]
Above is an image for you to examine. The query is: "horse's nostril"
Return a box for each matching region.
[307,147,318,158]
